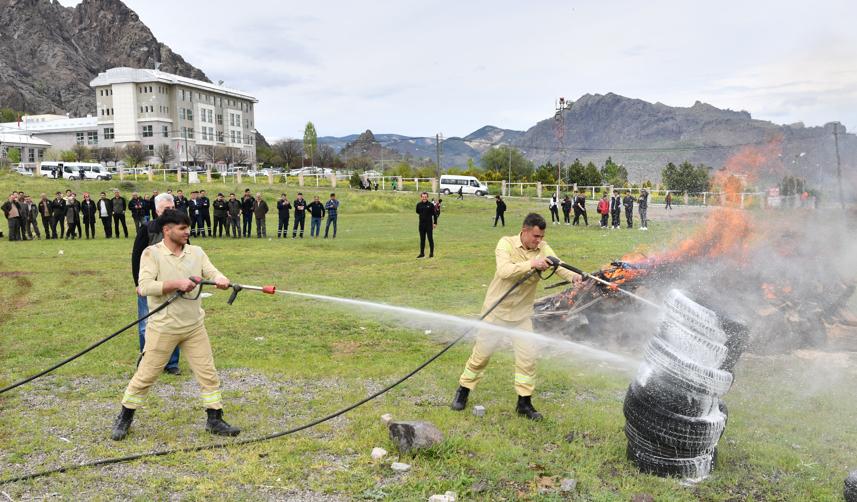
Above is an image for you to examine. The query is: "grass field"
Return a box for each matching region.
[1,173,855,501]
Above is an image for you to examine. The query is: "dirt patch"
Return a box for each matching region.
[68,270,98,276]
[0,271,32,277]
[331,340,361,356]
[0,276,32,326]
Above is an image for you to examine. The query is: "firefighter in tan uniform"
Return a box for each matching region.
[451,213,580,420]
[111,210,241,440]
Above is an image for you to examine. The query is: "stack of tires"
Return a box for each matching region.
[624,290,748,479]
[846,471,857,502]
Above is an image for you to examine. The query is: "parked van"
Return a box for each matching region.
[439,175,488,196]
[39,161,65,178]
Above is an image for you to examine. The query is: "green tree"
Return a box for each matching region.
[72,144,90,162]
[303,122,318,166]
[581,161,603,186]
[662,161,710,193]
[566,159,585,184]
[7,147,21,164]
[0,108,22,123]
[481,146,531,181]
[123,143,146,168]
[600,156,628,186]
[60,150,77,162]
[532,163,557,184]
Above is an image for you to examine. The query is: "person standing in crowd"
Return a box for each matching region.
[638,188,649,230]
[188,191,200,237]
[113,209,241,441]
[112,190,128,238]
[22,195,40,240]
[457,186,464,200]
[253,193,269,238]
[198,190,211,237]
[212,193,228,238]
[494,195,507,227]
[65,192,81,240]
[39,193,53,239]
[324,193,339,238]
[573,191,588,226]
[665,191,673,211]
[129,193,147,232]
[241,192,254,238]
[2,193,22,241]
[51,191,67,239]
[97,191,112,238]
[16,193,30,240]
[548,194,560,224]
[174,190,189,217]
[307,195,325,238]
[597,193,610,228]
[227,193,241,238]
[623,191,635,229]
[292,193,306,238]
[416,191,437,258]
[81,192,97,239]
[561,195,572,225]
[450,213,582,420]
[434,198,443,222]
[131,193,182,377]
[610,190,622,229]
[276,193,291,238]
[148,190,159,222]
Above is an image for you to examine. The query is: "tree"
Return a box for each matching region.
[212,146,228,166]
[317,144,336,168]
[600,157,628,186]
[187,145,202,167]
[234,148,250,166]
[303,122,318,166]
[123,143,146,168]
[481,146,531,181]
[347,155,374,172]
[95,147,116,164]
[580,161,603,186]
[273,139,302,168]
[7,147,21,164]
[155,144,175,167]
[256,145,279,167]
[72,144,90,162]
[662,161,710,193]
[60,150,77,162]
[566,159,585,184]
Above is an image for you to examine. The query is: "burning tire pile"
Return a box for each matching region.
[624,290,748,479]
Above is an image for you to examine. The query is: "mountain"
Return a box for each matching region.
[0,0,207,116]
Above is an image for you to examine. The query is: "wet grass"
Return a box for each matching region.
[0,173,855,500]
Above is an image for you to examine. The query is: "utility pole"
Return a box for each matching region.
[554,97,571,198]
[508,146,512,196]
[833,122,845,209]
[435,133,443,179]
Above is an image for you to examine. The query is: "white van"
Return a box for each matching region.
[439,175,488,196]
[65,162,112,180]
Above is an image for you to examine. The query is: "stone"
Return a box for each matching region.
[560,478,577,492]
[427,492,457,502]
[472,405,485,417]
[470,480,488,493]
[370,447,387,460]
[390,462,411,473]
[388,421,444,453]
[380,413,394,426]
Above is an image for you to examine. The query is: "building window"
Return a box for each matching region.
[181,89,185,100]
[104,128,114,139]
[146,144,154,152]
[216,114,223,125]
[142,125,153,137]
[87,131,98,145]
[28,149,35,163]
[162,126,169,138]
[76,132,85,145]
[187,109,193,121]
[217,131,224,142]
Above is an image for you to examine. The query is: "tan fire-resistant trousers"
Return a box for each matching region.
[458,316,539,396]
[122,324,223,410]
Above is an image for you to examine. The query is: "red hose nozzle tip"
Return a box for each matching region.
[262,285,276,294]
[190,276,202,283]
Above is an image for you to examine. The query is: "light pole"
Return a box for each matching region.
[554,97,571,198]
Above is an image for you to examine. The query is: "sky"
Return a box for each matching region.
[61,0,857,142]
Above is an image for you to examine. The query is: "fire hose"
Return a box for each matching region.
[545,257,661,310]
[1,265,556,484]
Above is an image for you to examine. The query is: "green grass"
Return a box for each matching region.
[0,173,855,500]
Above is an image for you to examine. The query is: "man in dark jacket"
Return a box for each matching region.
[1,193,22,241]
[638,189,649,230]
[174,190,189,216]
[561,195,572,225]
[112,190,129,238]
[573,192,588,226]
[51,191,67,238]
[38,193,53,239]
[622,192,635,229]
[227,193,241,238]
[81,192,98,239]
[21,195,40,240]
[130,194,181,375]
[240,192,254,237]
[416,191,438,258]
[307,195,325,238]
[253,193,269,238]
[212,193,228,237]
[494,195,507,227]
[610,191,622,229]
[65,193,81,240]
[96,192,112,238]
[292,193,307,238]
[276,193,291,238]
[198,190,212,237]
[188,191,200,237]
[129,193,147,232]
[148,190,159,222]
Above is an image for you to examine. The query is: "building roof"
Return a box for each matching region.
[0,116,97,134]
[90,67,258,103]
[0,133,52,147]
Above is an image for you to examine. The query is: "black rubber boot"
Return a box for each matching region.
[450,386,470,411]
[515,395,543,421]
[111,406,135,441]
[205,409,241,436]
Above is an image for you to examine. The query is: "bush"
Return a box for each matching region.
[211,172,221,180]
[120,181,137,191]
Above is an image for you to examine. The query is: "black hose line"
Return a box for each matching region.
[0,292,182,395]
[1,267,546,484]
